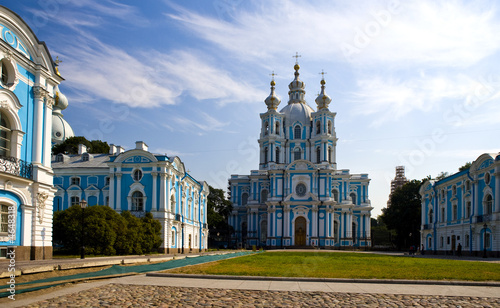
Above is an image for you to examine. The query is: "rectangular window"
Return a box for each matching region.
[71,177,80,186]
[447,237,450,245]
[466,202,471,218]
[485,233,491,249]
[105,177,110,186]
[428,237,432,249]
[71,196,80,206]
[105,196,109,206]
[465,234,469,247]
[440,237,444,248]
[452,204,457,221]
[0,204,9,233]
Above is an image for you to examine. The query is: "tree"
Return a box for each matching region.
[459,162,472,172]
[52,136,109,155]
[435,172,449,181]
[380,180,422,250]
[207,185,233,248]
[53,205,163,255]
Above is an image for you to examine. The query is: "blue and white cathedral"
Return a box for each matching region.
[229,63,373,249]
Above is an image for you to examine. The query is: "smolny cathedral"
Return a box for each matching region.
[229,62,373,249]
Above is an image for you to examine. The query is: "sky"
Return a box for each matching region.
[3,0,500,217]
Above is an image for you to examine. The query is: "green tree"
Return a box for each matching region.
[435,172,449,181]
[380,180,422,250]
[207,185,233,248]
[52,136,109,155]
[140,212,163,253]
[459,162,472,172]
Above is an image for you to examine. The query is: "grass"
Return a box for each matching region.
[166,251,500,281]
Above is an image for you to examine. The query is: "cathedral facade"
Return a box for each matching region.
[229,63,372,249]
[0,6,62,260]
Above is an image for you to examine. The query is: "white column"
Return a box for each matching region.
[116,173,122,211]
[151,172,157,211]
[32,86,45,164]
[109,170,115,209]
[326,210,330,238]
[43,98,53,167]
[163,172,169,212]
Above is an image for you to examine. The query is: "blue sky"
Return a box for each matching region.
[4,0,500,217]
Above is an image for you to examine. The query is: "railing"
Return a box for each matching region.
[423,224,432,230]
[175,214,181,221]
[0,156,33,180]
[476,215,491,223]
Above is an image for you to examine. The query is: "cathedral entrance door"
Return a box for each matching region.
[295,216,307,246]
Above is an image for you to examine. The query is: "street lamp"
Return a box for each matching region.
[79,199,87,259]
[483,223,487,258]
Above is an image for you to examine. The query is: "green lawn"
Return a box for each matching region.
[167,251,500,281]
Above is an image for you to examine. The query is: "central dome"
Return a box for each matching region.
[280,101,314,125]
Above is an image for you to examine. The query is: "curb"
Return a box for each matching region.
[146,273,500,287]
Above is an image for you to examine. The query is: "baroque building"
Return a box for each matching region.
[420,153,499,256]
[52,142,209,253]
[229,62,372,249]
[0,5,62,260]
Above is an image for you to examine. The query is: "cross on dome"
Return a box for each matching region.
[293,52,301,64]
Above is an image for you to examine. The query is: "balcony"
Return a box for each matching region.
[0,156,33,180]
[423,224,432,230]
[175,214,181,221]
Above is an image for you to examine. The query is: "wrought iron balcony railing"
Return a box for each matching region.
[0,156,33,180]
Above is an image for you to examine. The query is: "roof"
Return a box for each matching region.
[51,153,110,169]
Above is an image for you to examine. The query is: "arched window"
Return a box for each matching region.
[275,122,280,135]
[316,121,320,134]
[275,147,280,164]
[294,148,301,161]
[485,194,493,215]
[260,220,267,242]
[332,189,339,202]
[133,169,143,182]
[264,147,268,164]
[1,61,7,85]
[328,121,332,134]
[334,221,339,242]
[350,193,356,205]
[0,112,11,157]
[316,147,321,163]
[294,125,301,139]
[242,193,249,205]
[428,209,433,223]
[264,121,269,135]
[261,190,268,203]
[132,191,144,211]
[328,147,332,163]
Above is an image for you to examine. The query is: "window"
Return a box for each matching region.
[261,190,268,203]
[133,169,143,182]
[71,177,80,186]
[465,234,469,247]
[264,147,268,164]
[1,61,7,85]
[316,147,321,163]
[56,154,64,162]
[466,201,471,218]
[428,237,432,249]
[71,196,80,206]
[105,177,110,186]
[171,230,175,246]
[275,122,280,135]
[484,172,491,185]
[316,121,320,134]
[294,148,301,161]
[452,185,456,196]
[0,204,8,233]
[275,147,280,164]
[241,193,248,205]
[132,191,144,211]
[332,190,339,202]
[447,236,450,245]
[327,121,332,134]
[428,209,433,223]
[440,236,443,248]
[466,180,470,191]
[294,125,301,139]
[264,121,269,135]
[328,147,332,163]
[296,183,307,197]
[440,207,445,222]
[188,202,191,219]
[485,194,493,215]
[82,153,89,162]
[0,112,11,157]
[260,220,267,242]
[350,193,356,205]
[452,204,457,221]
[105,196,109,206]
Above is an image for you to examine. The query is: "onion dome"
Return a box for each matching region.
[287,64,306,104]
[315,78,332,110]
[265,79,281,110]
[52,85,74,144]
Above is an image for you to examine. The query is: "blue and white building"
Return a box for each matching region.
[420,153,500,256]
[52,142,209,253]
[0,6,63,260]
[229,63,373,249]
